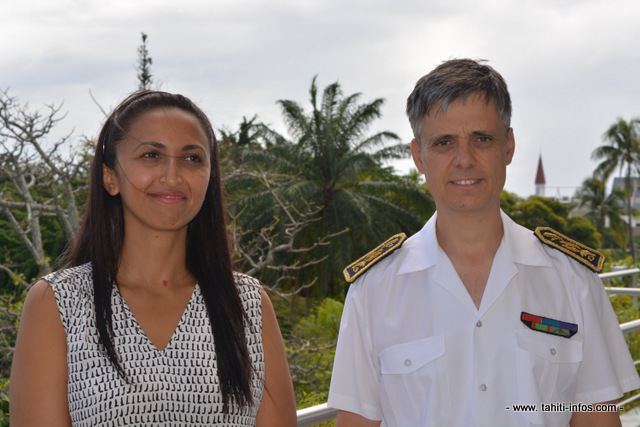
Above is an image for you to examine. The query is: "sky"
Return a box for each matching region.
[1,0,639,199]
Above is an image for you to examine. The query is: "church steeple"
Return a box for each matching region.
[535,155,546,197]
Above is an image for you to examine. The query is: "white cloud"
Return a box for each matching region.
[1,0,638,198]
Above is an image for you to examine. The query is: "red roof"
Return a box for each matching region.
[535,155,546,185]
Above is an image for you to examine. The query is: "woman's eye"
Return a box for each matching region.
[185,154,203,163]
[141,151,160,159]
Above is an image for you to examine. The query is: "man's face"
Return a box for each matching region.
[411,92,515,217]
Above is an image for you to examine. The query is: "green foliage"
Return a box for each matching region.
[510,197,568,231]
[499,190,522,216]
[575,177,628,249]
[0,290,24,377]
[592,118,640,182]
[0,288,23,423]
[286,298,343,405]
[609,294,640,411]
[0,377,8,426]
[591,117,640,261]
[508,194,604,251]
[564,216,601,249]
[226,77,433,298]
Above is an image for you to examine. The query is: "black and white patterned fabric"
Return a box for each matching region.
[45,263,264,426]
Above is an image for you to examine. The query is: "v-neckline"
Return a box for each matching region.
[113,283,199,352]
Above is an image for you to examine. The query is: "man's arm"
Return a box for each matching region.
[569,400,621,427]
[335,410,382,427]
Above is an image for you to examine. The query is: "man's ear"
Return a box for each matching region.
[506,128,515,165]
[411,138,425,174]
[102,164,120,196]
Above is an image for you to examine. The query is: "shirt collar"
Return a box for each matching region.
[396,210,553,275]
[500,210,553,268]
[396,213,438,275]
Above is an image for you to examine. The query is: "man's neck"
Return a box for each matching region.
[435,207,504,308]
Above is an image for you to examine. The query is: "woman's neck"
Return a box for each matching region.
[118,228,191,287]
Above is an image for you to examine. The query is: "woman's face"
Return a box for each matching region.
[102,107,211,235]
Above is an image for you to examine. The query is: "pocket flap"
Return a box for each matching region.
[516,329,582,363]
[379,335,445,374]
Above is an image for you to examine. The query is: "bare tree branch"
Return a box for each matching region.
[0,89,88,279]
[227,169,347,297]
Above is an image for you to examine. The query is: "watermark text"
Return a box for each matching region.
[507,403,619,413]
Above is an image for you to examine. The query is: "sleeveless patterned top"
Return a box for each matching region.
[45,263,265,426]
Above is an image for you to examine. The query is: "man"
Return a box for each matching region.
[327,59,640,427]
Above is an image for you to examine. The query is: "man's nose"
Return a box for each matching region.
[453,142,475,168]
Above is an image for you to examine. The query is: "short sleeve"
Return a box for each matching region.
[328,282,383,421]
[574,272,640,403]
[43,263,93,336]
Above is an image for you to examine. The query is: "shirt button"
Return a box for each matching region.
[404,359,411,367]
[480,384,487,392]
[476,320,482,327]
[550,348,557,356]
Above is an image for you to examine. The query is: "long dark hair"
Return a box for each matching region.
[64,90,253,411]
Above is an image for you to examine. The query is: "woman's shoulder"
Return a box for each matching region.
[42,262,94,296]
[231,272,263,312]
[232,271,262,290]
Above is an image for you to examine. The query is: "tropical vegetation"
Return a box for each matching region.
[592,118,640,262]
[225,77,433,298]
[575,177,628,249]
[0,35,639,424]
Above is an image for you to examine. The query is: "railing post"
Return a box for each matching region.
[633,271,638,308]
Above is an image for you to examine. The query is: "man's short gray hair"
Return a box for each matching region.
[406,58,512,141]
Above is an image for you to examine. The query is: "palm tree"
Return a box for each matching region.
[230,77,433,296]
[592,118,640,261]
[575,177,628,248]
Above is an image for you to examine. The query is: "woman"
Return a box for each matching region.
[10,90,297,426]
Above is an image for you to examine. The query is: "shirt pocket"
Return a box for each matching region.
[378,335,450,426]
[515,329,583,425]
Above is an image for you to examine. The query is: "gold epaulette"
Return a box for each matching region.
[343,233,406,283]
[534,226,604,273]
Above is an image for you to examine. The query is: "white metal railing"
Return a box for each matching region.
[296,403,337,427]
[604,268,640,306]
[606,288,640,295]
[296,268,640,425]
[599,268,640,283]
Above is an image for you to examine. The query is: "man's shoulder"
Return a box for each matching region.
[533,226,604,273]
[343,233,407,283]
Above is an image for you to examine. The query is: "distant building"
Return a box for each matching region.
[535,155,546,197]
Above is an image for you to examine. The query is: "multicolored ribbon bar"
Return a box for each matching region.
[521,312,577,339]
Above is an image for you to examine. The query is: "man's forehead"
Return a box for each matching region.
[425,92,497,119]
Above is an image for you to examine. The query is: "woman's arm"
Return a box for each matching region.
[256,289,297,427]
[10,279,71,427]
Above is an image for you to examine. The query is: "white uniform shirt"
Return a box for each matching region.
[328,211,640,427]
